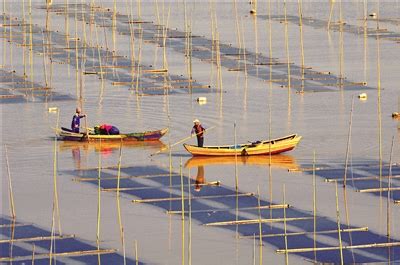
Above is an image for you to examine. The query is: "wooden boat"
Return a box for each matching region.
[183,134,301,156]
[184,154,298,170]
[57,127,168,141]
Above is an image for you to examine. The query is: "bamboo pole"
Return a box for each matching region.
[29,0,34,88]
[376,1,383,214]
[335,181,344,265]
[94,20,104,102]
[327,0,335,30]
[133,193,254,203]
[41,30,49,88]
[74,1,81,102]
[5,145,16,219]
[115,142,126,265]
[343,96,355,187]
[257,187,263,262]
[283,184,289,265]
[298,0,305,93]
[283,0,291,92]
[204,217,313,226]
[0,249,118,262]
[180,158,185,265]
[234,122,238,191]
[96,146,102,265]
[312,150,317,262]
[276,241,400,254]
[167,204,289,215]
[0,235,75,244]
[52,117,62,236]
[102,181,220,192]
[32,243,35,265]
[326,175,400,183]
[151,126,216,156]
[338,0,344,88]
[73,173,172,182]
[135,240,139,265]
[188,168,192,265]
[240,227,368,239]
[358,187,400,193]
[2,0,6,68]
[387,136,394,236]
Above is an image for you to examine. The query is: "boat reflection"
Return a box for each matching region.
[184,155,299,192]
[184,154,299,170]
[58,140,166,169]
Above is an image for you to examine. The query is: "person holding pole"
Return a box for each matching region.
[191,119,206,147]
[71,107,87,133]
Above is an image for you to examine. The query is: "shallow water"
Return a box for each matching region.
[1,1,400,264]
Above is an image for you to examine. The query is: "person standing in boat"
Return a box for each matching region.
[191,119,206,147]
[71,107,86,133]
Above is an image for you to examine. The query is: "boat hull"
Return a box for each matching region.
[183,134,301,156]
[57,128,168,142]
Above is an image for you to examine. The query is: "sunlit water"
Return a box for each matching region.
[1,1,400,264]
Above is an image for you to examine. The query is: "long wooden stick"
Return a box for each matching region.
[387,136,394,236]
[283,184,289,265]
[73,173,173,182]
[358,187,400,193]
[0,234,75,244]
[167,204,289,214]
[96,146,102,265]
[335,181,344,265]
[326,175,400,183]
[240,227,368,239]
[0,249,118,262]
[5,145,16,219]
[102,181,220,192]
[276,241,400,254]
[115,143,126,265]
[204,217,313,226]
[151,126,216,156]
[343,96,355,187]
[133,192,254,203]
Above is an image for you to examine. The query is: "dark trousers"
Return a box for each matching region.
[197,136,204,147]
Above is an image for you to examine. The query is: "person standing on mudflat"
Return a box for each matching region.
[191,119,206,147]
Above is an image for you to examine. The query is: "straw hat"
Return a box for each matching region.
[193,119,200,124]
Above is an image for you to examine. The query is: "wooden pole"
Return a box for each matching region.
[151,126,216,156]
[343,96,355,187]
[32,243,35,265]
[240,227,368,239]
[335,181,344,265]
[188,168,192,265]
[276,241,400,254]
[327,0,335,30]
[180,158,185,265]
[5,145,16,219]
[313,150,317,261]
[0,249,118,262]
[135,240,139,265]
[167,204,289,215]
[387,136,394,237]
[283,184,289,265]
[0,235,75,244]
[133,193,254,203]
[115,142,126,265]
[204,217,313,226]
[298,0,305,93]
[96,146,102,265]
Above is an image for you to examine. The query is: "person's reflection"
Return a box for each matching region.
[71,146,82,170]
[194,165,205,192]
